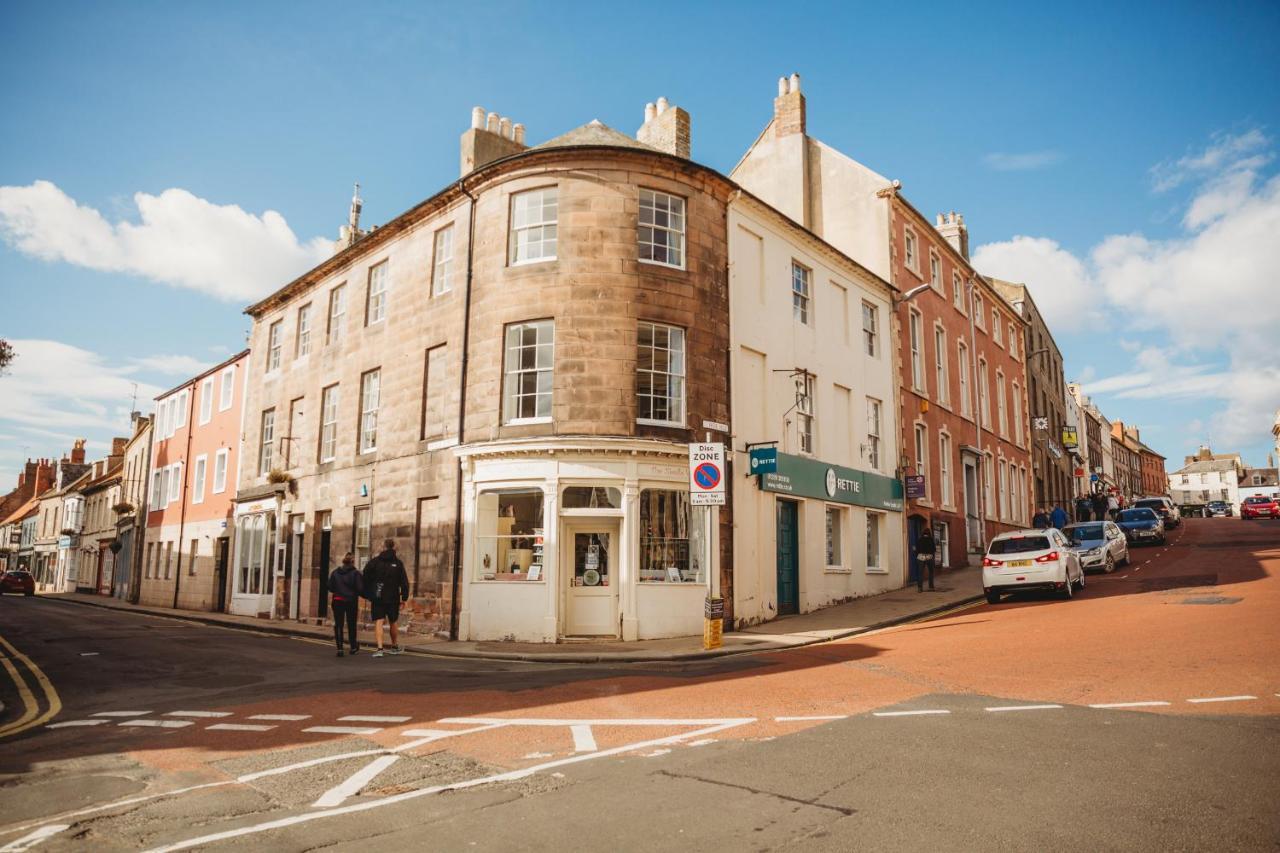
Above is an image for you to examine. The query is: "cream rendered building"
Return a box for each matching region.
[728,194,904,624]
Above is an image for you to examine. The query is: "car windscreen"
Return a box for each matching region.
[1119,509,1158,522]
[989,535,1051,554]
[1063,524,1104,544]
[1134,500,1165,510]
[1244,497,1270,504]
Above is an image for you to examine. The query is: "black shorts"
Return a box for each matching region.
[371,601,400,623]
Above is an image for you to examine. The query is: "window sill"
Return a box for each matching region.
[505,418,552,426]
[637,580,706,586]
[638,258,686,272]
[509,257,557,268]
[476,577,546,585]
[866,567,889,575]
[824,566,852,575]
[637,418,685,428]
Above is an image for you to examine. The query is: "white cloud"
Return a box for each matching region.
[979,128,1280,454]
[0,181,331,302]
[983,150,1064,171]
[971,235,1101,332]
[128,354,212,376]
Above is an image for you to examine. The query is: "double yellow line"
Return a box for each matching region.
[0,632,61,738]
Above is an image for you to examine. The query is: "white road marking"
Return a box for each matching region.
[120,720,193,729]
[312,754,400,808]
[302,726,382,735]
[523,752,553,759]
[570,724,597,753]
[1089,701,1171,709]
[139,718,756,853]
[872,709,950,717]
[0,823,70,851]
[1186,695,1257,704]
[686,739,716,747]
[45,720,108,728]
[400,729,449,738]
[641,748,672,758]
[166,711,232,718]
[338,715,411,723]
[438,716,743,726]
[207,723,275,732]
[775,715,848,721]
[985,704,1063,712]
[78,652,99,657]
[92,711,150,717]
[248,714,310,721]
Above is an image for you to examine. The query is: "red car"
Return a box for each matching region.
[0,570,35,596]
[1240,495,1280,520]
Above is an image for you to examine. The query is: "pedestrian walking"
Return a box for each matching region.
[915,523,937,592]
[1107,493,1120,521]
[1050,503,1069,530]
[328,552,363,657]
[1032,507,1050,529]
[1075,495,1092,523]
[362,539,410,658]
[1092,492,1108,523]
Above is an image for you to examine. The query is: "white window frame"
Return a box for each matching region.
[168,462,182,503]
[366,260,388,325]
[866,397,882,470]
[509,187,558,265]
[199,376,214,425]
[219,365,235,411]
[432,226,454,296]
[319,384,339,463]
[150,470,162,511]
[213,449,228,494]
[359,369,380,454]
[992,310,1003,347]
[636,321,686,427]
[267,320,283,371]
[825,505,846,570]
[997,370,1008,438]
[953,272,965,312]
[792,261,811,325]
[914,422,928,499]
[502,320,555,424]
[175,390,188,429]
[797,373,816,455]
[978,357,991,429]
[259,408,275,475]
[866,512,884,572]
[940,432,953,509]
[957,341,972,418]
[192,454,207,505]
[1008,323,1018,359]
[327,284,346,346]
[933,325,948,406]
[929,250,941,291]
[296,303,312,358]
[638,188,685,269]
[973,292,986,329]
[908,309,925,392]
[1012,381,1023,446]
[861,300,879,357]
[903,226,918,274]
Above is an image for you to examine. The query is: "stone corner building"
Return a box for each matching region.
[235,102,735,642]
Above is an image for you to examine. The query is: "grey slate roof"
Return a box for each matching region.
[534,119,658,153]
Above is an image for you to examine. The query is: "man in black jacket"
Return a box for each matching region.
[363,539,409,658]
[328,552,363,657]
[915,523,937,592]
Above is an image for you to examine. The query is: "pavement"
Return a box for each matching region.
[0,517,1275,852]
[34,566,985,662]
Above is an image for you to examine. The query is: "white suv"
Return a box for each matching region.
[982,528,1085,604]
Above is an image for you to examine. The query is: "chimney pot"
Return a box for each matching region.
[513,123,525,144]
[644,102,656,123]
[777,76,788,96]
[471,106,485,129]
[656,96,669,114]
[789,72,801,93]
[486,112,499,133]
[499,116,512,139]
[936,213,944,226]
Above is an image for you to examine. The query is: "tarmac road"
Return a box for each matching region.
[0,516,1276,851]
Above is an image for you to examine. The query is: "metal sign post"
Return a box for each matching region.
[690,443,726,649]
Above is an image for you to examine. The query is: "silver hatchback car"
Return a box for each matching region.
[1062,520,1130,573]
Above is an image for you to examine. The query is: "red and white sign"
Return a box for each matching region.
[688,443,726,506]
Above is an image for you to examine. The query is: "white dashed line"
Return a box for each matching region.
[207,723,276,732]
[79,652,99,657]
[873,709,951,717]
[400,729,450,738]
[120,719,193,729]
[1089,701,1171,709]
[248,714,311,721]
[93,711,151,718]
[985,704,1063,713]
[570,724,597,753]
[775,715,848,722]
[686,738,717,747]
[522,751,553,759]
[46,720,109,728]
[338,715,410,723]
[1186,695,1256,704]
[302,726,382,735]
[166,711,233,718]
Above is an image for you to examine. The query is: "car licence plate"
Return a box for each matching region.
[1008,560,1032,567]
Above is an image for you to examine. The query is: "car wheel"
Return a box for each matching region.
[985,590,1001,605]
[1104,555,1116,574]
[1076,566,1086,591]
[24,591,33,597]
[1062,574,1074,600]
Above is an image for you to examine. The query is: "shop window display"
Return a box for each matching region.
[477,489,545,581]
[639,489,707,583]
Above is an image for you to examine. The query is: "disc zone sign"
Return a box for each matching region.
[688,443,726,506]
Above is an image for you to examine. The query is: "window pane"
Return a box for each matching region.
[477,489,545,581]
[562,486,621,509]
[639,489,705,583]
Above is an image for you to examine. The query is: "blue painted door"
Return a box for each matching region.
[776,500,799,615]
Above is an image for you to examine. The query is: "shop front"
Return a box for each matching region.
[458,439,715,643]
[229,494,279,616]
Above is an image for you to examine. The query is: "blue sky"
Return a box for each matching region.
[2,0,1279,486]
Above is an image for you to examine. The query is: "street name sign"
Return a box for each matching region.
[688,443,726,506]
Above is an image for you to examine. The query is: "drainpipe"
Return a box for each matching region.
[171,385,197,610]
[449,177,477,641]
[969,278,986,552]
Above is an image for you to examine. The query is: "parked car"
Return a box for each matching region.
[1116,507,1166,544]
[1240,495,1279,520]
[1134,496,1181,528]
[1206,500,1232,517]
[1063,521,1130,573]
[982,528,1085,604]
[0,570,35,596]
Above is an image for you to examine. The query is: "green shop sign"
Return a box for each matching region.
[758,451,904,512]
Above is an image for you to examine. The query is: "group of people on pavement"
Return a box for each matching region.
[1033,492,1122,529]
[326,539,410,659]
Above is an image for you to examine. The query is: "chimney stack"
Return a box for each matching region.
[636,96,691,159]
[773,73,806,138]
[460,105,529,177]
[935,211,969,260]
[70,438,86,466]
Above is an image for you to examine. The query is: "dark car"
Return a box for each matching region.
[1134,497,1180,528]
[1116,508,1166,545]
[1206,501,1232,517]
[0,570,35,596]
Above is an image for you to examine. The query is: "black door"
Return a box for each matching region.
[317,529,331,619]
[907,514,925,585]
[776,500,799,615]
[214,538,229,612]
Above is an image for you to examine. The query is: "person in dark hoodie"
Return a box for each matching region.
[328,553,363,657]
[363,539,410,658]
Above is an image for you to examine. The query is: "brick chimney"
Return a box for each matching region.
[111,437,128,457]
[70,438,86,465]
[460,106,527,177]
[935,211,969,260]
[636,97,691,159]
[773,73,805,138]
